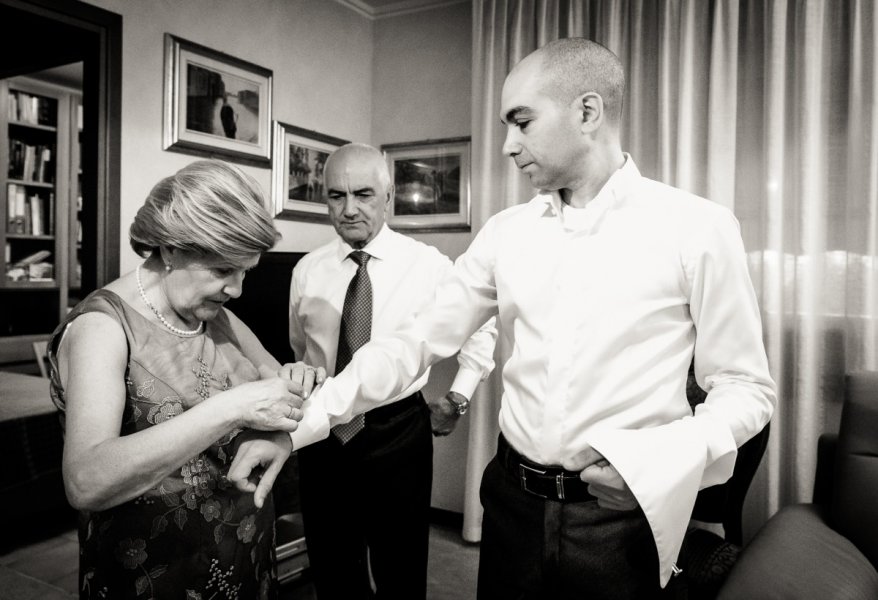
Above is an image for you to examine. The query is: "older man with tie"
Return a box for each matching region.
[288,143,497,600]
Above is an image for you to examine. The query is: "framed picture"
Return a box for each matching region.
[381,137,471,232]
[271,121,348,222]
[163,33,273,165]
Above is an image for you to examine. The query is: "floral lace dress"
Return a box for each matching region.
[47,289,277,600]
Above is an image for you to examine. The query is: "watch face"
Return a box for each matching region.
[448,394,468,415]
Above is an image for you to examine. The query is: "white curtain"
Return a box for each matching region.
[464,0,878,542]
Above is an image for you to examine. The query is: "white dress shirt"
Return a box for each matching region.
[292,157,776,587]
[289,224,497,401]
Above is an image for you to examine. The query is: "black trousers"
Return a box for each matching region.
[297,393,433,600]
[477,435,674,600]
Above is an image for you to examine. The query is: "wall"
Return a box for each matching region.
[372,1,476,513]
[82,0,476,514]
[372,1,473,260]
[83,0,374,273]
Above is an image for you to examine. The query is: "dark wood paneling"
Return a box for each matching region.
[224,251,307,364]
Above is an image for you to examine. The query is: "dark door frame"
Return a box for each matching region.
[1,0,121,288]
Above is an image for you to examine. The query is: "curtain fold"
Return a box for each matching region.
[467,0,877,542]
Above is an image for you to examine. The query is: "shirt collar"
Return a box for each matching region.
[334,223,393,263]
[532,153,641,220]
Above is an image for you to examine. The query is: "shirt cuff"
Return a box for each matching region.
[449,367,482,399]
[587,417,737,588]
[289,385,331,451]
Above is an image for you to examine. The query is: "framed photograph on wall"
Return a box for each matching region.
[271,121,348,222]
[163,33,273,165]
[381,137,471,232]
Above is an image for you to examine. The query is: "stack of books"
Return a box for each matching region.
[6,249,52,282]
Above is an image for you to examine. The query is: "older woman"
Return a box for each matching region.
[47,159,312,599]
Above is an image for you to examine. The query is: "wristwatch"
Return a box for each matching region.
[446,393,470,416]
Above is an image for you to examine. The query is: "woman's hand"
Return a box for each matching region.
[277,361,326,399]
[228,430,293,509]
[228,377,304,432]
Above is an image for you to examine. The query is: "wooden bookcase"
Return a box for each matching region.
[69,95,83,300]
[0,76,80,364]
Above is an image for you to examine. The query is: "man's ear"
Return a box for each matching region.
[385,185,395,208]
[579,92,604,132]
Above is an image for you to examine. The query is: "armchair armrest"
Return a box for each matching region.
[717,504,878,600]
[812,433,837,508]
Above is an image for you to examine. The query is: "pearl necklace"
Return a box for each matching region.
[136,264,204,337]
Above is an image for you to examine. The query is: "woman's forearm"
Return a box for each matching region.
[63,391,242,511]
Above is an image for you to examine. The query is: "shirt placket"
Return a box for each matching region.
[541,231,579,463]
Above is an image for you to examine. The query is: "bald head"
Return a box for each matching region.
[325,143,391,190]
[515,38,625,126]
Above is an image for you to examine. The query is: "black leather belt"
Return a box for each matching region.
[497,434,595,503]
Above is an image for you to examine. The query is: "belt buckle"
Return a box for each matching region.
[519,463,553,499]
[556,473,570,500]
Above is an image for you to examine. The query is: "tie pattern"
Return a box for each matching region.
[331,251,372,444]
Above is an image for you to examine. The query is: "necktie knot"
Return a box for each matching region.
[349,250,371,267]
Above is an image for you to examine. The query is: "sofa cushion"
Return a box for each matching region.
[831,371,878,569]
[717,504,878,600]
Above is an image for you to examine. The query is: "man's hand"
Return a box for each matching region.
[228,430,293,509]
[427,391,464,437]
[277,362,326,398]
[562,446,638,511]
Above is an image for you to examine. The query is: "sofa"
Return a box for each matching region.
[716,371,878,599]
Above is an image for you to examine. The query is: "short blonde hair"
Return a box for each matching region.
[129,159,279,260]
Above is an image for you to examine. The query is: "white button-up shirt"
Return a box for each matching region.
[292,158,776,587]
[289,224,497,399]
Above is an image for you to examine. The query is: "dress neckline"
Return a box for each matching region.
[91,288,209,339]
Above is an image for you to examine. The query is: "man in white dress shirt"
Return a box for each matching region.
[231,38,775,599]
[289,143,497,600]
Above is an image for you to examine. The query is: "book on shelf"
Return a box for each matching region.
[7,139,54,183]
[8,139,21,178]
[5,184,52,235]
[36,146,52,182]
[48,192,55,235]
[5,184,14,230]
[8,90,55,126]
[6,183,25,233]
[29,194,41,236]
[15,184,26,233]
[5,250,53,283]
[22,144,35,182]
[27,261,54,281]
[11,249,51,268]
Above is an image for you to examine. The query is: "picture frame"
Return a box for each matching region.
[163,33,273,165]
[381,137,471,232]
[271,121,348,222]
